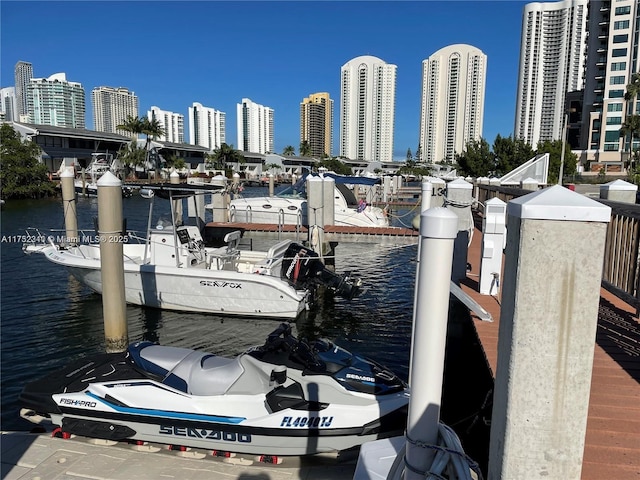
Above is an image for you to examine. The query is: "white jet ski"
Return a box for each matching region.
[20,324,409,457]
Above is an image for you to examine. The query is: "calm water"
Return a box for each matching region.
[0,187,419,431]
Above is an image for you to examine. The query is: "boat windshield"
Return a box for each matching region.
[275,175,307,199]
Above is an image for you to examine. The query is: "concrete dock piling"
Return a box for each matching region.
[488,185,612,480]
[97,172,128,353]
[60,167,79,246]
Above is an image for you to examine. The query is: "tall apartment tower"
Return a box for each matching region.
[236,98,274,154]
[148,106,184,144]
[14,61,33,121]
[92,87,139,136]
[188,102,226,150]
[1,87,18,122]
[27,73,86,128]
[515,0,588,147]
[340,55,397,162]
[581,0,640,168]
[300,92,333,157]
[419,44,487,163]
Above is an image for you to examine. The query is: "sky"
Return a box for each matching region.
[1,0,529,160]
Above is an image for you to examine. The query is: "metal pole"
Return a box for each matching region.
[558,113,568,186]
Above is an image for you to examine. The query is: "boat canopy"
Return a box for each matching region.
[323,173,381,186]
[135,182,225,199]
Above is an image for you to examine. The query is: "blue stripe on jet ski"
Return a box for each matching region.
[86,392,246,424]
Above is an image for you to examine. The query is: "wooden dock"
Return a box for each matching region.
[461,221,640,480]
[204,221,419,244]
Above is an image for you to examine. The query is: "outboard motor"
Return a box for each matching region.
[281,243,362,299]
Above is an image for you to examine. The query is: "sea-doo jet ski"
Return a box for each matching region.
[20,324,409,456]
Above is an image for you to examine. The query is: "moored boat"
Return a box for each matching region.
[208,172,389,228]
[19,323,409,456]
[23,183,362,319]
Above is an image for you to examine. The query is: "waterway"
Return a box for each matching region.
[0,186,420,432]
[0,186,494,474]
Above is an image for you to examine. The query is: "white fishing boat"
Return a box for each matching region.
[209,172,389,228]
[23,183,362,319]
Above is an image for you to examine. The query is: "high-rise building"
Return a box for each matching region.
[148,106,184,144]
[92,86,139,136]
[300,92,333,157]
[236,98,274,154]
[188,102,226,150]
[515,0,588,147]
[14,61,33,121]
[27,73,85,128]
[340,55,396,162]
[419,44,487,163]
[581,0,640,170]
[1,87,18,122]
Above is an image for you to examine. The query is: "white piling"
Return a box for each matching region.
[405,208,459,480]
[210,175,229,223]
[322,175,335,226]
[186,177,206,229]
[97,172,128,353]
[269,173,275,197]
[599,179,638,203]
[170,170,183,224]
[307,176,325,257]
[445,178,474,283]
[488,185,612,480]
[60,167,78,245]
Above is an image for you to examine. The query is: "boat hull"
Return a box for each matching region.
[41,247,306,319]
[229,197,389,228]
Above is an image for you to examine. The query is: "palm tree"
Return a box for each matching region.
[140,117,165,176]
[116,141,146,179]
[622,72,640,169]
[210,143,245,172]
[299,140,312,157]
[117,116,165,177]
[282,145,295,156]
[117,115,144,138]
[620,114,640,171]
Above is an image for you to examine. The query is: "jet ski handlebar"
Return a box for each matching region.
[255,323,326,373]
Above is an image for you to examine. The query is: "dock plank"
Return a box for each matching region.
[462,224,640,480]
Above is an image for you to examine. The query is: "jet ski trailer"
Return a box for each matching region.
[20,324,409,457]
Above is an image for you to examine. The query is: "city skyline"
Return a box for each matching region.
[1,1,529,160]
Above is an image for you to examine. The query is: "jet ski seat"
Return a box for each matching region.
[128,342,244,395]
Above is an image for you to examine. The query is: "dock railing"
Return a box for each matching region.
[476,184,640,314]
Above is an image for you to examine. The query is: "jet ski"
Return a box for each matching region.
[20,324,409,456]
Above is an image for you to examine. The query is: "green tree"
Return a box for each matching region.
[536,139,577,184]
[406,148,413,161]
[116,115,144,138]
[210,143,245,173]
[117,141,146,179]
[455,138,495,177]
[299,140,312,157]
[622,72,640,169]
[117,116,165,175]
[619,114,640,170]
[492,134,535,176]
[265,163,280,173]
[282,145,295,156]
[415,144,423,162]
[317,157,352,175]
[0,123,56,199]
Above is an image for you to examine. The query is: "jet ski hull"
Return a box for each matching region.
[20,327,409,456]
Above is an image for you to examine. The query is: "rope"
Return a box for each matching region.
[387,424,483,480]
